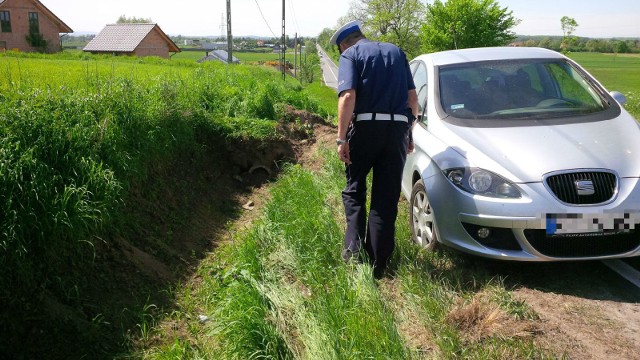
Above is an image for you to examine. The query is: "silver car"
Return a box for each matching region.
[402,47,640,261]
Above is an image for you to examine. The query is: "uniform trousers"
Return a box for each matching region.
[342,119,410,273]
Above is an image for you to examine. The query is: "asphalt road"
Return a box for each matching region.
[316,44,338,90]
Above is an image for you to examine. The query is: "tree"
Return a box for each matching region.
[340,0,425,58]
[116,15,153,24]
[420,0,519,52]
[560,16,578,51]
[300,40,321,84]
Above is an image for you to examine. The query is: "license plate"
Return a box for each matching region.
[546,212,640,236]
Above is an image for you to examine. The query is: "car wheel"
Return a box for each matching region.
[410,179,438,250]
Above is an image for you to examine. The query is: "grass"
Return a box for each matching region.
[137,151,547,359]
[0,51,333,358]
[1,48,637,358]
[172,49,300,63]
[568,52,640,118]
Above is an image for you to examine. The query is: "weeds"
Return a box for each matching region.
[0,53,330,358]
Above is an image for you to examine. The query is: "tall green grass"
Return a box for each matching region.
[141,151,546,359]
[0,53,333,357]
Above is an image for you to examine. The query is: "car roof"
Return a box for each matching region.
[412,47,566,66]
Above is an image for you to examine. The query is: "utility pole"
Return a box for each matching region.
[219,13,225,40]
[294,32,297,79]
[226,0,233,64]
[281,0,285,80]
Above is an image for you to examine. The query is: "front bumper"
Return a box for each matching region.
[425,176,640,261]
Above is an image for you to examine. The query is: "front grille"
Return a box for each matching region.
[545,171,617,205]
[524,228,640,258]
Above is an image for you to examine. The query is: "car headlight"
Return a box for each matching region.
[443,168,522,198]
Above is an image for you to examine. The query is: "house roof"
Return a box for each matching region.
[83,23,180,53]
[0,0,73,33]
[197,50,239,64]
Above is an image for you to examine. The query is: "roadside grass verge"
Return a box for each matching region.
[0,53,334,358]
[140,149,549,359]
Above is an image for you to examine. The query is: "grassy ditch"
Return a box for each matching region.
[0,53,333,358]
[138,150,548,359]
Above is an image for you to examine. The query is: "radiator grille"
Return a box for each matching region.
[545,171,616,205]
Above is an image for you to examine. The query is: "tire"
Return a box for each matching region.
[409,179,438,251]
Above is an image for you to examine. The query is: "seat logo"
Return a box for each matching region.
[575,180,595,196]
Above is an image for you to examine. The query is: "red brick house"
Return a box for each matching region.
[83,23,180,58]
[0,0,72,52]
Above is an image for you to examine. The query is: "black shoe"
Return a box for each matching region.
[373,266,386,279]
[342,249,361,264]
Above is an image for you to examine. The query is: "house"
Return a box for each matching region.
[197,49,239,64]
[83,23,180,58]
[0,0,73,52]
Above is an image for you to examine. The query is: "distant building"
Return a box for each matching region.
[198,50,239,64]
[202,42,227,50]
[184,39,193,46]
[0,0,73,52]
[83,23,180,58]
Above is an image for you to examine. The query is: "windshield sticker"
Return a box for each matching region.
[451,104,465,110]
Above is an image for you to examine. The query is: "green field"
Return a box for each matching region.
[569,52,640,94]
[173,49,299,63]
[569,53,640,118]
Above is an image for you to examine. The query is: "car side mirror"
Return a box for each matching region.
[610,91,627,106]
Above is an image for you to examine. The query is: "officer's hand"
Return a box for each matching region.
[407,140,415,154]
[338,143,352,164]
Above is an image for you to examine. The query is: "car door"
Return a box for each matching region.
[411,60,429,123]
[402,60,431,197]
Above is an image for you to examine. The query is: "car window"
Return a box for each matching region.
[438,59,609,120]
[411,61,428,122]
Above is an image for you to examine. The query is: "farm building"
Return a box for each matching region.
[197,49,239,64]
[83,23,180,58]
[0,0,73,52]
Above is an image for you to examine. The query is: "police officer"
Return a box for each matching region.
[331,20,418,278]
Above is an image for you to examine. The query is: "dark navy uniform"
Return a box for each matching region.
[337,38,416,275]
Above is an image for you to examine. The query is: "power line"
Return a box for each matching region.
[253,0,278,38]
[288,0,300,35]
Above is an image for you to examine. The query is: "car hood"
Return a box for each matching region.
[434,114,640,182]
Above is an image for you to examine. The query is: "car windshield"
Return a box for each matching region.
[438,59,609,120]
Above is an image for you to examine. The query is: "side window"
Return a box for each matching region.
[28,12,39,34]
[412,61,428,122]
[0,11,10,33]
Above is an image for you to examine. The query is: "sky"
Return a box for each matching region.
[43,0,640,39]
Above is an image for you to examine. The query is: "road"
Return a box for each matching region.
[316,44,338,91]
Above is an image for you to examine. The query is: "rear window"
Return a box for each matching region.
[438,59,610,120]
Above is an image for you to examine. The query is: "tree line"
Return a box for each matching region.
[515,36,639,54]
[317,0,639,58]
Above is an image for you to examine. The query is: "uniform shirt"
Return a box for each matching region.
[337,39,416,116]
